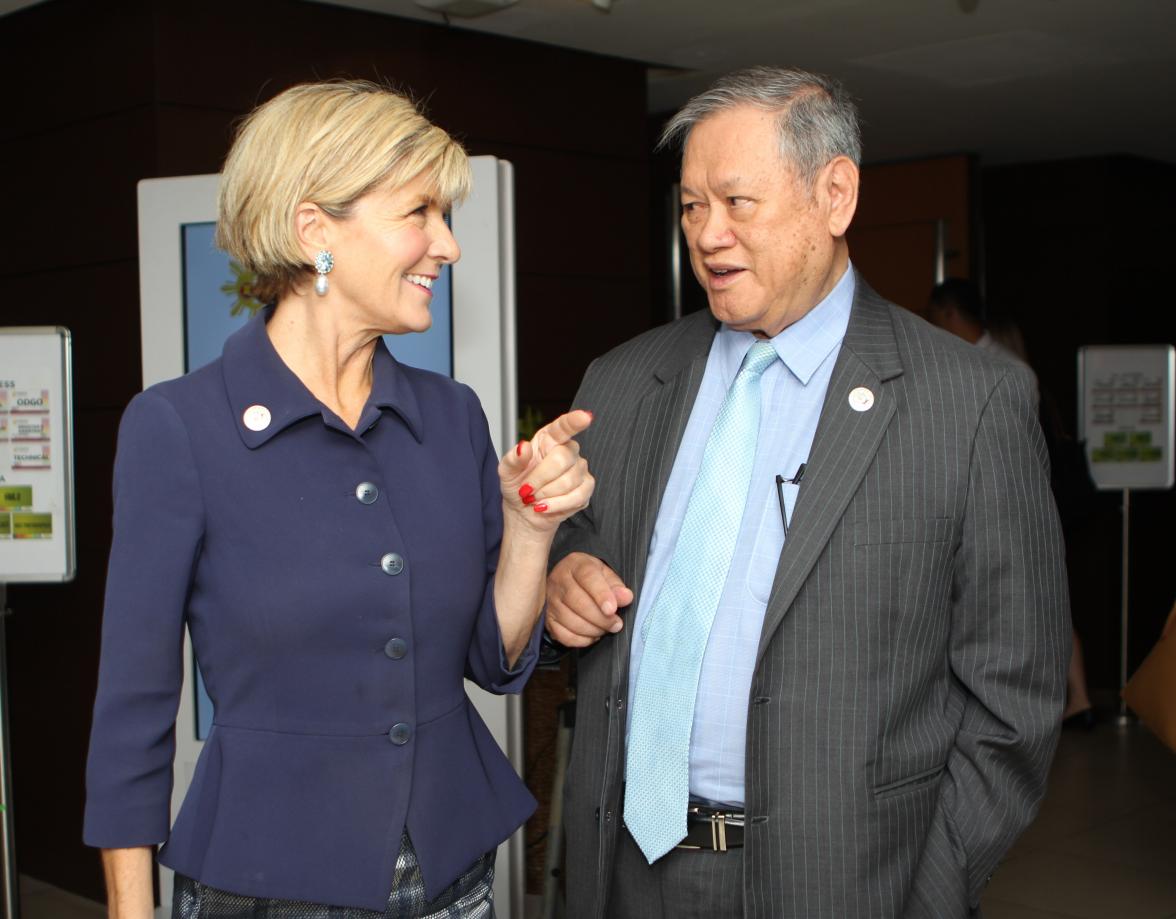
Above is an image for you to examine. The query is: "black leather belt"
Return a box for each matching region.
[675,804,745,851]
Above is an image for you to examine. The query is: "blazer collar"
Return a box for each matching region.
[651,310,720,384]
[838,269,905,383]
[221,309,424,449]
[753,272,906,664]
[365,339,424,442]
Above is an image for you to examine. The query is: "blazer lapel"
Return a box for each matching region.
[755,279,905,665]
[618,313,716,650]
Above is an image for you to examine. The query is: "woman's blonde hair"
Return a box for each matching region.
[216,80,470,303]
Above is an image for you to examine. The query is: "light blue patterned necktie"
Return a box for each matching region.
[624,340,778,863]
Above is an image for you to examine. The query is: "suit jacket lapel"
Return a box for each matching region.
[755,278,905,666]
[616,312,716,660]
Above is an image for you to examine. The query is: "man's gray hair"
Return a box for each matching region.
[659,66,862,187]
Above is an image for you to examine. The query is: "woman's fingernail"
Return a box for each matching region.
[584,410,594,420]
[533,503,549,513]
[519,483,534,502]
[516,440,525,456]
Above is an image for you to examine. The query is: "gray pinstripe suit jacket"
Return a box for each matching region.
[553,277,1069,919]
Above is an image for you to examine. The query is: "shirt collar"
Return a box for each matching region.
[716,261,855,386]
[221,308,423,449]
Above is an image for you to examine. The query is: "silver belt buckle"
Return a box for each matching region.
[711,812,727,852]
[682,804,733,851]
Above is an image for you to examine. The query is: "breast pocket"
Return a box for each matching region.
[852,516,956,626]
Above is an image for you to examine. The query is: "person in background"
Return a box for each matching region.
[84,80,593,918]
[927,276,1040,407]
[545,67,1069,919]
[929,278,1095,729]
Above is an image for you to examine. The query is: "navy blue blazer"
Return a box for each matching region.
[84,312,540,910]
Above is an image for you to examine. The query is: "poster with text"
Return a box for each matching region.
[1079,344,1175,491]
[0,327,74,581]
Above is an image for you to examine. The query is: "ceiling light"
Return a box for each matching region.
[412,0,519,17]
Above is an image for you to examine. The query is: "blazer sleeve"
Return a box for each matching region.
[940,365,1069,906]
[461,385,541,694]
[83,390,205,848]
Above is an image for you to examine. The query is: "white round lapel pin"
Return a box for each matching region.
[848,387,875,412]
[243,404,272,432]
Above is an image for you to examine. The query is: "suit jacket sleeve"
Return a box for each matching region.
[941,364,1069,906]
[549,358,623,576]
[462,384,542,692]
[84,390,205,848]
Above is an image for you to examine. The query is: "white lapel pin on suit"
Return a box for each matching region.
[242,404,272,432]
[848,386,874,412]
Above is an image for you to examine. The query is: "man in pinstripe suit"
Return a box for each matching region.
[546,67,1068,919]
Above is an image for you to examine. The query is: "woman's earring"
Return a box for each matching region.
[313,250,334,296]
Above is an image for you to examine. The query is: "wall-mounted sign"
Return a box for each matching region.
[0,327,75,581]
[1078,344,1175,491]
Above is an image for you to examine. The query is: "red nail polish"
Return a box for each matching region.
[533,503,549,513]
[519,483,534,501]
[522,494,536,505]
[516,440,524,456]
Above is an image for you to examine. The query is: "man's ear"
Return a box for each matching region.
[294,202,331,262]
[822,156,860,238]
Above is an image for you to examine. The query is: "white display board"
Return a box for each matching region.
[1078,345,1175,491]
[0,327,75,582]
[136,160,522,916]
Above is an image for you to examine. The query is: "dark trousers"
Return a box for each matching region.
[607,823,744,919]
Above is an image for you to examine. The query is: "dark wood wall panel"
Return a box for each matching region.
[9,110,157,274]
[848,154,974,316]
[3,0,650,903]
[487,144,651,281]
[983,155,1176,693]
[7,263,145,410]
[0,0,154,141]
[148,0,646,160]
[516,273,652,420]
[153,105,242,179]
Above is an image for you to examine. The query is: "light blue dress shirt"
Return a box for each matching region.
[626,264,855,807]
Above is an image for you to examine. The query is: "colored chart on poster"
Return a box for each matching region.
[0,327,75,581]
[1079,345,1175,490]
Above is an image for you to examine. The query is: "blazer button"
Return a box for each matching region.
[384,637,408,660]
[389,723,412,745]
[380,553,405,576]
[356,482,379,505]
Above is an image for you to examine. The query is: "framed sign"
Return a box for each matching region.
[1078,344,1175,491]
[0,327,75,582]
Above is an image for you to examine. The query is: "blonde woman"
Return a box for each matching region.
[84,81,592,918]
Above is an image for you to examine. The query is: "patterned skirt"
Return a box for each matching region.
[172,834,495,919]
